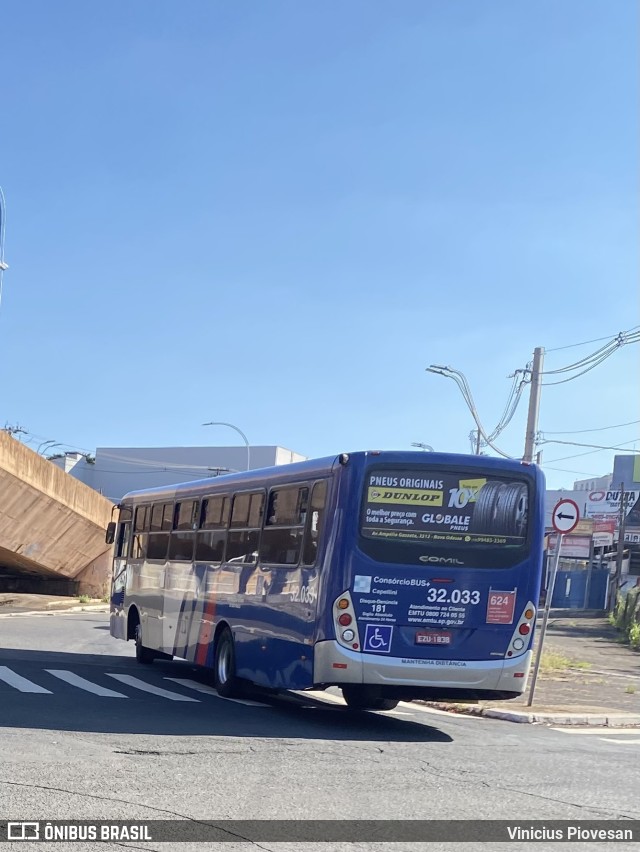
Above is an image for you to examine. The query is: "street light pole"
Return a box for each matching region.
[411,442,434,452]
[0,186,9,310]
[202,421,251,472]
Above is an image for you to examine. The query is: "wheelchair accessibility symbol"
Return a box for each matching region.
[363,624,393,654]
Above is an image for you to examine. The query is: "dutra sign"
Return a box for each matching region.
[584,489,640,522]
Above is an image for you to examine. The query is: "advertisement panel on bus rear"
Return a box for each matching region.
[361,470,528,546]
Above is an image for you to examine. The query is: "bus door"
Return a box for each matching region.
[110,507,132,640]
[252,481,328,689]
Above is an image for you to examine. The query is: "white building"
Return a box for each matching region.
[573,473,613,491]
[50,445,307,503]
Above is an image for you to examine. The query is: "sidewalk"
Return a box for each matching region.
[427,612,640,726]
[0,593,108,616]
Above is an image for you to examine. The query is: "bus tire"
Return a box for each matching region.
[341,686,398,712]
[134,623,155,665]
[214,629,242,698]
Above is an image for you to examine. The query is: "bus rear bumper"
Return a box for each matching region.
[313,640,532,698]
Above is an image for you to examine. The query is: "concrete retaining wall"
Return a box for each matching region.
[0,432,115,593]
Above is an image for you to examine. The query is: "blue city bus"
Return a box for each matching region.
[107,450,545,711]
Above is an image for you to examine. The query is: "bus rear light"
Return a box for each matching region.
[332,663,348,669]
[505,600,535,659]
[514,672,525,678]
[333,591,361,650]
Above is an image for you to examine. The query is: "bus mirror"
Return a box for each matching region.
[105,522,116,545]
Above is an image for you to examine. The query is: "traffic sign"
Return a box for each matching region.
[552,498,580,534]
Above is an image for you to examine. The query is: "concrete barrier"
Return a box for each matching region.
[0,432,115,595]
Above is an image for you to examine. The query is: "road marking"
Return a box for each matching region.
[0,665,52,693]
[46,670,128,698]
[106,674,199,702]
[599,737,640,744]
[298,690,346,705]
[163,678,269,707]
[400,702,481,719]
[551,727,640,735]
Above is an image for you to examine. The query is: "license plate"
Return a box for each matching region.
[415,631,452,645]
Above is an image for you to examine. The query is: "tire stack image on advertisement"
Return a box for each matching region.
[470,482,528,538]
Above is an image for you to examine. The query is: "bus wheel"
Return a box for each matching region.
[214,629,242,698]
[341,686,398,711]
[134,623,155,665]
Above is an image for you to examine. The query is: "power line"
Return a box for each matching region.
[539,438,639,452]
[543,419,640,436]
[545,325,640,353]
[540,330,640,386]
[544,466,608,476]
[544,438,639,464]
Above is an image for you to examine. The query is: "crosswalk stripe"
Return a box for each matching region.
[599,737,640,744]
[106,674,199,702]
[46,670,128,698]
[551,727,640,735]
[297,690,346,705]
[164,678,269,706]
[0,665,52,694]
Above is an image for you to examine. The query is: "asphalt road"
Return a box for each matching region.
[0,612,638,852]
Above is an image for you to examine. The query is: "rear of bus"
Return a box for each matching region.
[313,451,544,706]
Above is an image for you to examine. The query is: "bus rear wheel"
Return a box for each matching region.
[214,629,242,698]
[341,686,398,712]
[134,623,155,665]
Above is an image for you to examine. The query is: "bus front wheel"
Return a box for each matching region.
[214,629,242,698]
[341,686,398,712]
[134,623,155,665]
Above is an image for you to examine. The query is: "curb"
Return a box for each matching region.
[422,702,640,727]
[0,605,109,618]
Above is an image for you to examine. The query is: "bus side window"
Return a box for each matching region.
[116,522,132,558]
[132,505,150,560]
[147,502,172,560]
[115,506,133,559]
[302,480,327,566]
[260,486,308,565]
[226,491,264,564]
[196,495,230,562]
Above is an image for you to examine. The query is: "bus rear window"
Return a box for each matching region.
[361,469,528,547]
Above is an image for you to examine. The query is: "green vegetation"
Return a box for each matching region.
[540,650,591,674]
[624,684,637,695]
[611,588,640,650]
[77,594,91,604]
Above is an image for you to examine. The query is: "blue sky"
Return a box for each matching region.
[1,0,638,489]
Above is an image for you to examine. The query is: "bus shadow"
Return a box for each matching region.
[0,649,453,743]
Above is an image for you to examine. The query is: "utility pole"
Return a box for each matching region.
[523,347,544,463]
[610,482,627,612]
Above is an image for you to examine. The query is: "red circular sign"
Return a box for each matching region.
[552,498,580,534]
